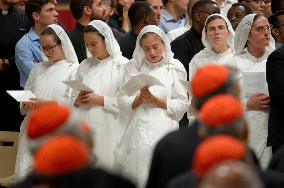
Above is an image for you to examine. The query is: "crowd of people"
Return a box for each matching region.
[2,0,284,187]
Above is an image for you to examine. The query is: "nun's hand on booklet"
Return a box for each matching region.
[22,100,36,111]
[140,86,156,104]
[246,93,270,110]
[75,91,104,106]
[29,98,53,108]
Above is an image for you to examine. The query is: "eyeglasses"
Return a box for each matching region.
[40,43,59,52]
[251,24,272,33]
[94,0,111,7]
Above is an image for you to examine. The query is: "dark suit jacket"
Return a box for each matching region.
[266,45,284,149]
[146,121,200,188]
[170,27,204,75]
[12,167,136,188]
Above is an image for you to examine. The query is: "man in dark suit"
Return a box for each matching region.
[146,65,242,188]
[266,44,284,154]
[170,0,219,73]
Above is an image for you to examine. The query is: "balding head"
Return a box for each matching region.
[199,160,263,188]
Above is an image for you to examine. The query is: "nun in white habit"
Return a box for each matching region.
[188,13,235,81]
[114,25,188,188]
[187,13,235,122]
[233,13,273,169]
[73,20,129,170]
[15,24,79,180]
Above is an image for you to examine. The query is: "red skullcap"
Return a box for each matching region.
[27,103,70,139]
[34,135,90,176]
[192,64,229,98]
[192,135,245,176]
[199,94,243,128]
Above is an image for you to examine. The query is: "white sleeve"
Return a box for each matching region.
[20,65,37,115]
[60,65,79,106]
[103,62,128,113]
[167,61,189,121]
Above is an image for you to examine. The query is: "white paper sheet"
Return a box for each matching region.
[6,90,36,102]
[122,73,164,96]
[243,72,266,98]
[62,80,94,92]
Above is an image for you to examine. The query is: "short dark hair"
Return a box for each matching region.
[25,0,50,26]
[70,0,93,20]
[271,0,284,14]
[269,10,284,29]
[191,0,218,17]
[231,3,252,15]
[162,0,168,6]
[128,1,153,27]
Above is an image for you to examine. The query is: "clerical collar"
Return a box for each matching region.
[1,6,13,15]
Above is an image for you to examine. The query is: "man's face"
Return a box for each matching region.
[197,3,220,28]
[90,0,112,22]
[37,2,58,28]
[227,5,247,30]
[242,0,265,13]
[272,15,284,43]
[146,0,163,23]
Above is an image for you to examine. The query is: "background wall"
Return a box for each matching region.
[57,1,76,32]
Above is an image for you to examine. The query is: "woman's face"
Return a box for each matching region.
[248,16,270,49]
[84,32,108,60]
[140,34,164,63]
[206,18,230,47]
[40,34,64,62]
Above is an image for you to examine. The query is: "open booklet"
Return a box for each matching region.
[62,80,94,92]
[242,72,266,99]
[6,90,36,102]
[122,73,165,96]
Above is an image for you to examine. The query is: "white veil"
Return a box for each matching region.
[234,14,256,55]
[202,13,235,51]
[131,25,174,69]
[47,24,78,64]
[88,20,122,59]
[234,13,274,55]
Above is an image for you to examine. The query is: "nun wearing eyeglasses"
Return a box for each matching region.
[15,24,79,180]
[187,14,235,122]
[233,13,274,169]
[73,20,129,171]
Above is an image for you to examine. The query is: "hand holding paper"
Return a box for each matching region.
[243,72,266,98]
[6,90,36,102]
[62,80,94,92]
[122,73,164,96]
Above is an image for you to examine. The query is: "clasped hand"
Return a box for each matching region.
[139,86,156,104]
[74,91,101,106]
[246,93,270,110]
[22,98,46,111]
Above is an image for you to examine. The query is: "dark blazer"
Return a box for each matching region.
[170,27,204,75]
[146,121,200,188]
[266,45,284,150]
